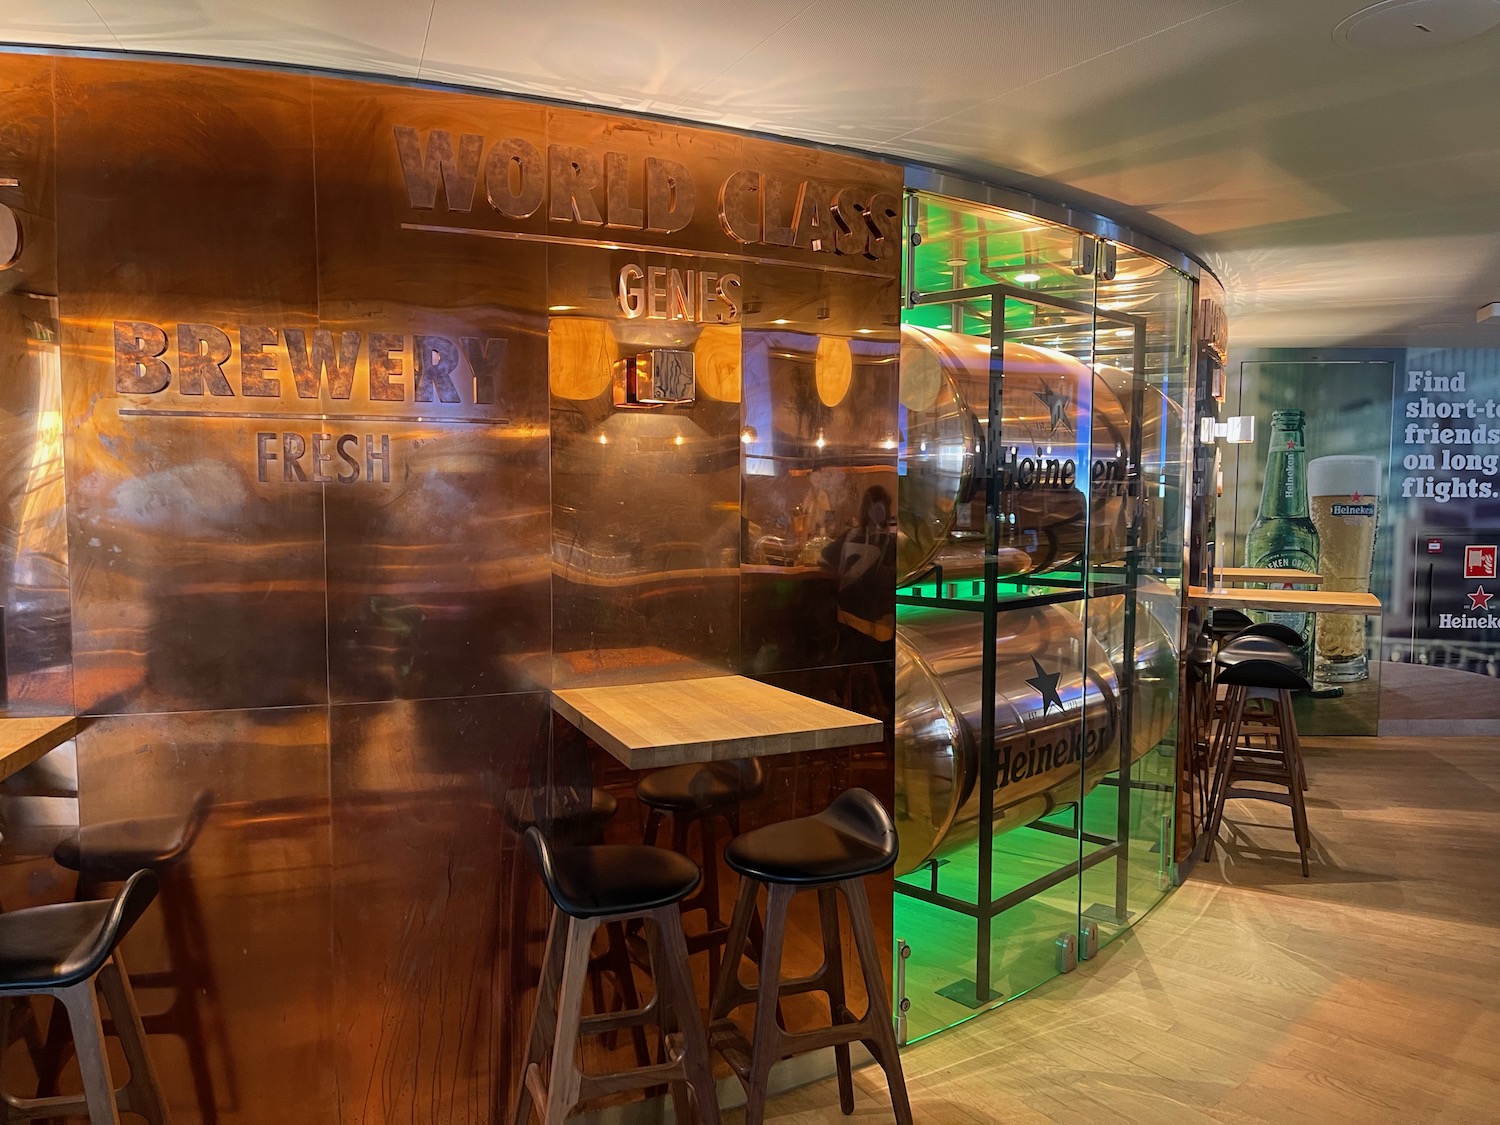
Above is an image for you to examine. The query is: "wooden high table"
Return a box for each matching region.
[552,675,882,769]
[1187,585,1380,615]
[0,715,76,783]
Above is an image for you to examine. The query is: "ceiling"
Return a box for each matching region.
[5,0,1500,350]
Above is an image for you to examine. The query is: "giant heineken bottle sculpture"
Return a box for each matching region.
[1245,409,1321,668]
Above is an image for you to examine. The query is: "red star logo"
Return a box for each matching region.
[1285,440,1296,449]
[1350,492,1362,502]
[1468,586,1494,611]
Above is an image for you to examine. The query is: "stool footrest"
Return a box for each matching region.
[577,1059,683,1102]
[708,1020,755,1080]
[1225,786,1294,808]
[578,997,660,1037]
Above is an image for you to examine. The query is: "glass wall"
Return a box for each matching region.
[892,191,1192,1040]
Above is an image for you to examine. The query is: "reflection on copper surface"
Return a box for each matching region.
[1,298,71,709]
[73,707,333,1125]
[549,248,742,688]
[331,692,548,1125]
[740,265,900,675]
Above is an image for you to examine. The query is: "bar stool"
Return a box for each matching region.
[709,788,911,1125]
[1222,622,1310,791]
[44,790,227,1124]
[501,787,650,1068]
[1184,626,1218,832]
[1206,637,1313,876]
[512,827,720,1125]
[0,869,169,1124]
[1208,608,1253,639]
[1231,621,1304,648]
[636,760,764,988]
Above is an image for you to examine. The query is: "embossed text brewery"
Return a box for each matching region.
[112,322,506,484]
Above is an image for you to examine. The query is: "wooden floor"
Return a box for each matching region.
[742,733,1500,1124]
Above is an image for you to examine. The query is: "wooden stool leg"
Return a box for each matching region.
[741,883,792,1125]
[709,880,758,1022]
[1205,686,1247,855]
[840,878,913,1125]
[514,908,568,1125]
[649,906,721,1125]
[602,922,652,1067]
[97,953,171,1125]
[1280,703,1312,877]
[543,916,598,1125]
[56,981,121,1125]
[643,810,665,847]
[816,887,854,1115]
[696,816,723,996]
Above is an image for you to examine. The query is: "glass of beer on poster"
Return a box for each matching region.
[1308,455,1380,683]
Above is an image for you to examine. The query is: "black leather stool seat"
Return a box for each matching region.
[54,790,213,881]
[636,759,765,814]
[1217,636,1311,691]
[1230,621,1305,648]
[503,786,617,846]
[525,831,700,919]
[725,789,897,886]
[0,870,157,991]
[1209,608,1254,637]
[55,816,196,880]
[1217,658,1310,691]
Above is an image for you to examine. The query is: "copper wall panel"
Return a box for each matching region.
[0,47,908,1124]
[548,243,742,688]
[54,59,326,715]
[741,267,900,674]
[73,706,334,1125]
[329,691,548,1125]
[0,57,70,710]
[311,80,552,701]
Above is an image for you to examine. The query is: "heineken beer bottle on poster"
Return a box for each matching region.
[1245,409,1320,667]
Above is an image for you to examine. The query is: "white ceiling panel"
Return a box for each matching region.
[0,0,114,47]
[86,0,430,77]
[686,0,1246,147]
[419,0,814,115]
[1,0,1499,346]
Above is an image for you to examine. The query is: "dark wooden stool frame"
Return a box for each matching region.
[513,831,721,1125]
[1206,679,1312,876]
[638,760,764,994]
[0,871,170,1125]
[709,876,912,1125]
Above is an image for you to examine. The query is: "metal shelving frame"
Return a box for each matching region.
[894,276,1148,1009]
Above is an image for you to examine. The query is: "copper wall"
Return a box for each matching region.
[0,51,901,1124]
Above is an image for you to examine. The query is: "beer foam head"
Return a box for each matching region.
[1308,454,1379,497]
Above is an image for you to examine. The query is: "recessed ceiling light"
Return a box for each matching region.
[549,305,577,312]
[1335,0,1500,48]
[772,318,791,325]
[1015,272,1042,284]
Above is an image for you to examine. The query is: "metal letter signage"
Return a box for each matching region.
[393,127,899,265]
[111,320,511,485]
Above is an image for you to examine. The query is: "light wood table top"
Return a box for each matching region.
[1188,585,1380,615]
[0,715,76,783]
[1212,567,1324,586]
[552,675,883,770]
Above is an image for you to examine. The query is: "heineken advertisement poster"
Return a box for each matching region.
[1229,348,1500,736]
